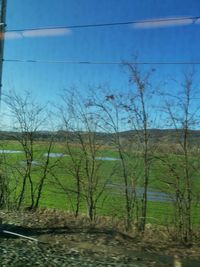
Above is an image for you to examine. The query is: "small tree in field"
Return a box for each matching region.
[123,63,157,232]
[158,70,200,243]
[4,91,53,209]
[88,62,157,232]
[89,89,139,230]
[58,89,109,221]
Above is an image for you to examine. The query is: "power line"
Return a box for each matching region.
[2,58,200,65]
[4,15,200,32]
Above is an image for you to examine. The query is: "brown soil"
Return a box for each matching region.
[1,209,200,266]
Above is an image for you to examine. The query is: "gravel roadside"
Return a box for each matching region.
[0,239,153,267]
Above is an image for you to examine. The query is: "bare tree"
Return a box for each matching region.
[123,63,156,232]
[88,89,139,230]
[33,135,55,209]
[157,70,200,243]
[58,89,110,221]
[3,91,53,209]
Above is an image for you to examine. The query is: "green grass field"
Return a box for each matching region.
[0,140,200,226]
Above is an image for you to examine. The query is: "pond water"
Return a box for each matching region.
[95,156,119,161]
[106,183,173,202]
[0,150,67,158]
[0,149,23,154]
[43,153,67,157]
[0,152,120,161]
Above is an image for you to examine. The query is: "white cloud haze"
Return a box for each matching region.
[132,17,197,29]
[1,28,71,40]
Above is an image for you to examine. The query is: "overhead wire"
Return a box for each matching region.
[0,16,200,65]
[2,58,200,65]
[4,15,200,32]
[1,16,200,66]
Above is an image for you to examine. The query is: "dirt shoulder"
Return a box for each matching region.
[0,209,200,266]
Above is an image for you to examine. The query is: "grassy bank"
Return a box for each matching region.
[0,140,200,227]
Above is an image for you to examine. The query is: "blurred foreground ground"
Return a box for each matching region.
[0,209,200,266]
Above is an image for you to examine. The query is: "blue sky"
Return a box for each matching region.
[2,0,200,107]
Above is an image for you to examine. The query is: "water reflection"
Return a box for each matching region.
[95,156,119,161]
[106,183,173,202]
[43,153,66,157]
[0,149,23,154]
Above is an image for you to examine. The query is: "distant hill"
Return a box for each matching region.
[119,129,200,144]
[0,129,200,145]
